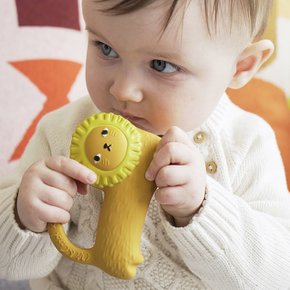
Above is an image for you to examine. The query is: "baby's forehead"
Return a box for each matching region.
[154,1,251,47]
[91,0,266,42]
[83,0,253,49]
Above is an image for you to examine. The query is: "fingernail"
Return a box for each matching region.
[87,172,97,183]
[145,171,153,181]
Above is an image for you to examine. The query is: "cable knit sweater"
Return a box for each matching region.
[0,95,290,290]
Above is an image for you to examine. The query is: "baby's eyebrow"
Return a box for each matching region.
[141,40,186,63]
[153,51,183,61]
[85,26,111,44]
[85,26,100,37]
[86,25,186,65]
[143,48,186,65]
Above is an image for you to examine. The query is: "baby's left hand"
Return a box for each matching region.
[145,127,206,227]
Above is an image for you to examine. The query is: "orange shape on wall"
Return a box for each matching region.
[9,59,82,161]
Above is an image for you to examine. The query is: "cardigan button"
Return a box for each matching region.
[193,131,207,143]
[206,161,217,174]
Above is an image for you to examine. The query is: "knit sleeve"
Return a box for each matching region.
[0,119,63,280]
[160,122,290,289]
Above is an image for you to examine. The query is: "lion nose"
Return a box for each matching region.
[103,143,112,152]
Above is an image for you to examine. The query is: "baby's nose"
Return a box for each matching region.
[109,73,143,103]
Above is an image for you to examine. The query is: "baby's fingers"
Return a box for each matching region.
[154,186,186,206]
[145,142,192,181]
[37,202,71,225]
[40,185,74,211]
[155,126,193,152]
[45,156,96,185]
[26,200,71,232]
[154,165,191,188]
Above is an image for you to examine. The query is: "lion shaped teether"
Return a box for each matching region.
[48,112,160,279]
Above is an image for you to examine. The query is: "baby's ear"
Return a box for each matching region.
[229,39,274,89]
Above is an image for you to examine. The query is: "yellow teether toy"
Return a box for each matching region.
[47,112,160,279]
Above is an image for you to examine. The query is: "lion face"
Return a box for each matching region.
[70,113,142,188]
[85,126,128,171]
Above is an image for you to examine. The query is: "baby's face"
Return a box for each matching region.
[83,0,239,134]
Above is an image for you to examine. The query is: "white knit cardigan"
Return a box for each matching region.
[0,95,290,290]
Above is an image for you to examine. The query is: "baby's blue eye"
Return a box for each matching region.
[151,59,179,73]
[96,42,118,58]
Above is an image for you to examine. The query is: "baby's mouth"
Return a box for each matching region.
[116,111,146,130]
[114,110,161,135]
[122,114,139,123]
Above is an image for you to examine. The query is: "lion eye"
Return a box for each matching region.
[93,154,101,163]
[101,128,109,137]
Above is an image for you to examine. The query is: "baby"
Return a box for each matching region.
[1,0,290,289]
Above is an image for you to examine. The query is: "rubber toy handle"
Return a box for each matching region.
[48,113,160,279]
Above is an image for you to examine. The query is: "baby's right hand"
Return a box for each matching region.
[16,156,97,233]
